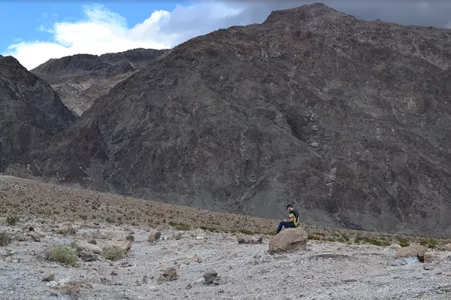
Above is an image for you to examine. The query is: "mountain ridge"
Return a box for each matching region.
[3,3,451,237]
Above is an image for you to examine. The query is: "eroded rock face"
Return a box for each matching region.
[8,3,451,236]
[0,56,75,171]
[31,49,169,115]
[268,227,308,254]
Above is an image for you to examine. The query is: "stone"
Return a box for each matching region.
[237,235,263,244]
[142,275,149,284]
[42,274,55,282]
[442,243,451,251]
[73,240,102,254]
[173,233,183,240]
[268,227,308,254]
[157,268,178,284]
[395,244,427,261]
[57,226,76,236]
[148,231,162,243]
[26,232,41,242]
[203,270,220,285]
[424,251,438,264]
[73,240,101,261]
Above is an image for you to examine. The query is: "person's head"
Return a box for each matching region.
[286,204,293,211]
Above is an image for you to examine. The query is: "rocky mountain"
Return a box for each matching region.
[5,3,451,236]
[0,55,75,172]
[32,49,169,115]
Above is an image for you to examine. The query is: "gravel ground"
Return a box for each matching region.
[0,220,451,300]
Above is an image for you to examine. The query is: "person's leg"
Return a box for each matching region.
[285,222,296,229]
[276,221,285,234]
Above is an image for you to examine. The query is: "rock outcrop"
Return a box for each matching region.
[268,227,308,254]
[0,55,75,171]
[32,49,169,115]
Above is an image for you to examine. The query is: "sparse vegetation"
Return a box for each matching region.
[238,229,254,235]
[354,235,390,247]
[0,231,11,246]
[200,226,219,233]
[397,238,410,248]
[47,246,77,267]
[6,215,19,226]
[102,245,126,261]
[420,238,437,249]
[168,222,190,231]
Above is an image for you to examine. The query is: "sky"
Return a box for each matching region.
[1,0,451,70]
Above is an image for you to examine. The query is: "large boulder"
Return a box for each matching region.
[395,244,427,261]
[268,227,308,254]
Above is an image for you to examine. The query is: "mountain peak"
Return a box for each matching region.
[264,3,345,25]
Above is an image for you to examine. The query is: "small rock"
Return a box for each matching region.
[142,275,149,284]
[237,235,263,244]
[26,232,41,242]
[174,233,183,240]
[157,267,178,284]
[148,231,162,243]
[424,264,435,271]
[88,239,97,245]
[57,226,76,236]
[203,270,220,285]
[391,256,419,266]
[42,274,55,282]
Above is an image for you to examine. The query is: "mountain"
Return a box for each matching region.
[0,55,75,171]
[8,3,451,236]
[32,49,169,115]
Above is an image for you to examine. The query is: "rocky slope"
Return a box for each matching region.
[0,56,75,172]
[32,49,169,115]
[1,175,451,300]
[5,3,451,236]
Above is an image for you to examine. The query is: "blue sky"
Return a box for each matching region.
[1,1,451,70]
[0,1,184,53]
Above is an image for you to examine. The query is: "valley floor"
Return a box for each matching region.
[0,219,451,300]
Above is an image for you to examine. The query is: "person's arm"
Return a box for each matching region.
[284,214,294,222]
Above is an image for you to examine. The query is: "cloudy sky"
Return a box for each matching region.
[1,0,450,70]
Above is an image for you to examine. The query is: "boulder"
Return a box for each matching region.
[268,227,308,254]
[442,243,451,251]
[424,251,438,264]
[73,240,102,261]
[395,244,427,261]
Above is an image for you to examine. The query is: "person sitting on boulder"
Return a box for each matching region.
[276,204,299,234]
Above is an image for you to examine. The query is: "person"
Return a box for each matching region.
[276,204,300,234]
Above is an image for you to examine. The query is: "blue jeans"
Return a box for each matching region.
[276,221,296,234]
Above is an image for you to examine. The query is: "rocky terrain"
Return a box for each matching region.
[0,55,75,172]
[31,49,168,115]
[2,3,451,236]
[1,175,451,300]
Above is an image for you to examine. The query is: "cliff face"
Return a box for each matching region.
[0,55,75,171]
[32,49,169,115]
[6,3,451,236]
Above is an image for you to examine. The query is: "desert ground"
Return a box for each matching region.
[1,176,451,300]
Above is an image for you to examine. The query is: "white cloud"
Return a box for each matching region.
[4,1,451,70]
[3,2,252,70]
